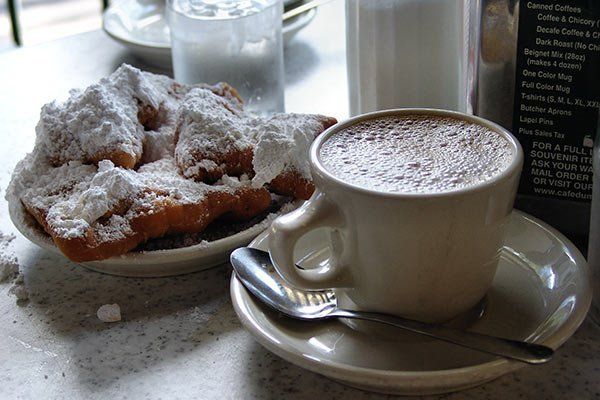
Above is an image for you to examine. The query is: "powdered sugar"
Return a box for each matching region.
[175,88,250,178]
[138,157,236,203]
[0,231,16,246]
[37,65,165,168]
[0,254,19,282]
[0,229,19,282]
[97,303,121,322]
[0,228,25,301]
[142,128,176,164]
[6,64,330,257]
[250,114,325,187]
[6,65,242,243]
[19,157,234,241]
[9,281,28,301]
[45,160,143,239]
[6,64,188,219]
[175,88,335,183]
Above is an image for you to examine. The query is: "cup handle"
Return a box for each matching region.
[269,191,351,290]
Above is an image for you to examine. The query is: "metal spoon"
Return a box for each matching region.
[283,0,333,21]
[230,247,554,364]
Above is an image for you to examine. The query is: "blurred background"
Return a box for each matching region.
[1,0,104,50]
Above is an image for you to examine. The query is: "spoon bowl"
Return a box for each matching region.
[230,247,336,319]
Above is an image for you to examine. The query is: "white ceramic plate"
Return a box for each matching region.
[103,0,317,68]
[8,198,295,278]
[230,210,592,395]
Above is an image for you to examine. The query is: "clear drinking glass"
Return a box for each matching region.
[167,0,284,114]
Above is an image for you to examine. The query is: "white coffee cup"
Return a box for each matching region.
[269,109,523,323]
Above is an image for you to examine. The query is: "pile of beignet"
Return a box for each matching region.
[7,64,336,262]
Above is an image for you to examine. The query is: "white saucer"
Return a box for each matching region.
[8,198,295,278]
[103,0,317,68]
[230,210,591,395]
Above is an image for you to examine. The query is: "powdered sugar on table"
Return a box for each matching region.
[0,231,18,282]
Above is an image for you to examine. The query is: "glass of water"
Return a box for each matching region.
[167,0,284,114]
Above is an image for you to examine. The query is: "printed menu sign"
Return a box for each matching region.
[512,1,600,202]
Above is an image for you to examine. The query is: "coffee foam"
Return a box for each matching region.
[319,115,513,194]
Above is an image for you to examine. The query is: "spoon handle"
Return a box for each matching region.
[283,0,333,21]
[331,309,553,364]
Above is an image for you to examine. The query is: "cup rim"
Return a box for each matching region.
[311,108,524,199]
[166,0,281,21]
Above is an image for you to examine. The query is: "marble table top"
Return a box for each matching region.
[0,1,598,398]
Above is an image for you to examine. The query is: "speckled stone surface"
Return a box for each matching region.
[0,1,598,399]
[0,227,599,400]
